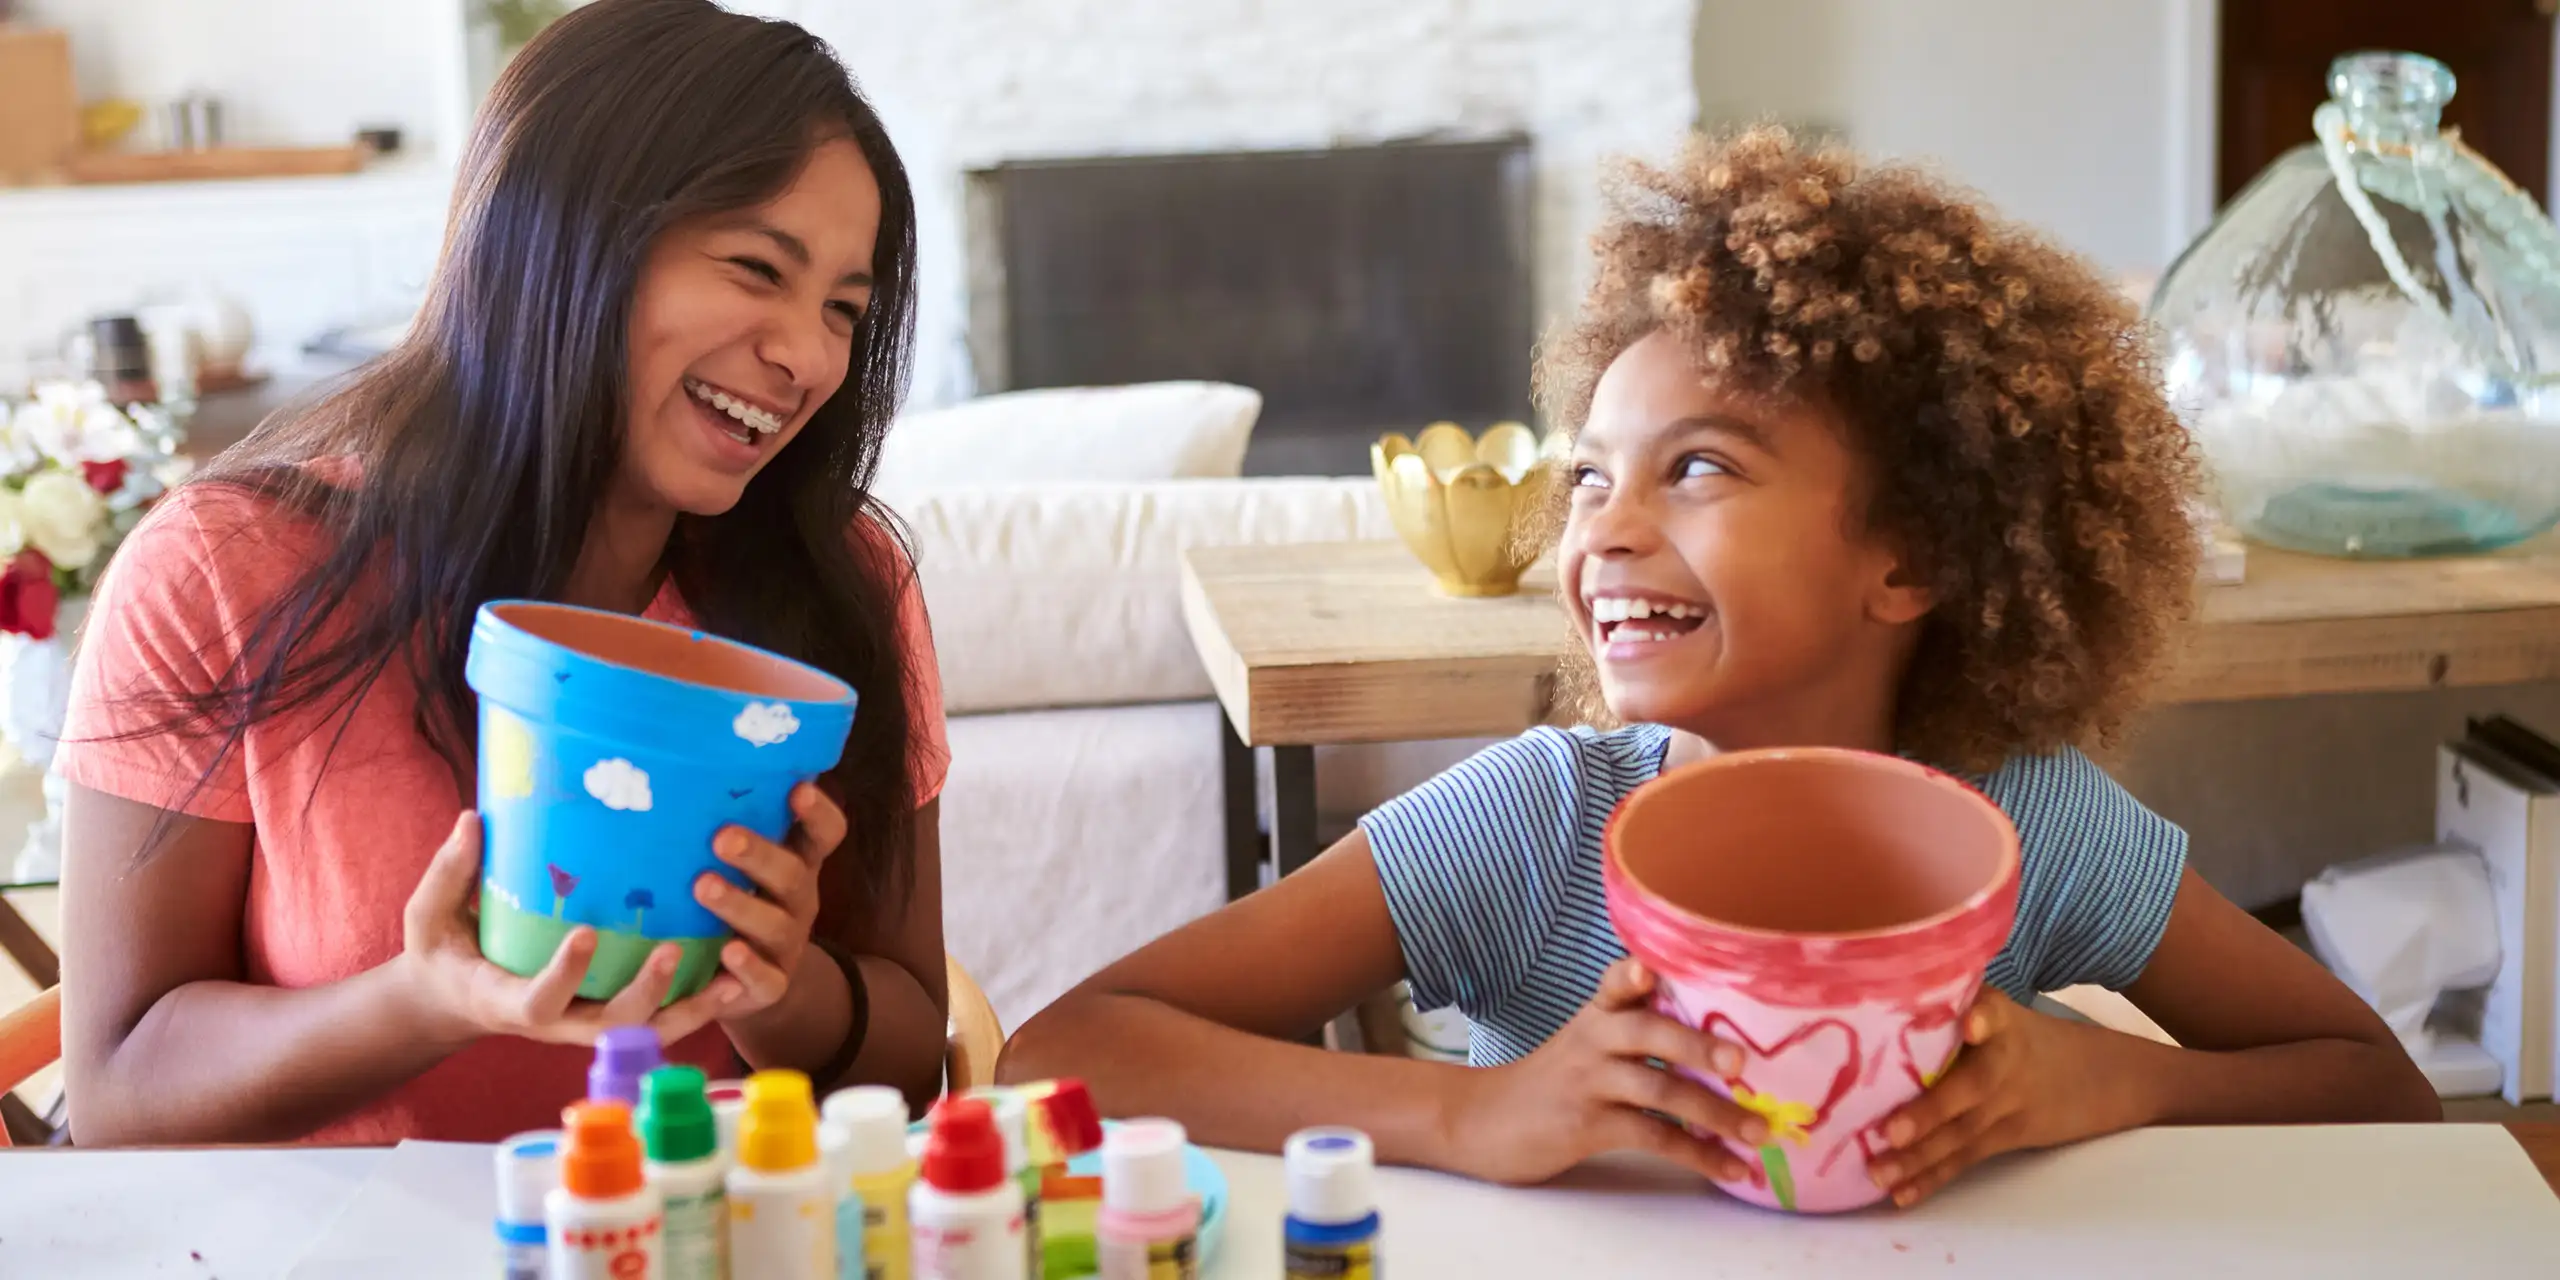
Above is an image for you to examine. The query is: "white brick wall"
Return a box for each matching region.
[5,1,1698,411]
[772,0,1700,408]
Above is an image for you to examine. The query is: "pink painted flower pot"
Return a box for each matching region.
[1603,748,2021,1214]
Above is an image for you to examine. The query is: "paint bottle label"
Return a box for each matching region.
[1283,1239,1376,1280]
[501,1240,544,1280]
[1097,1233,1199,1280]
[848,1171,912,1280]
[913,1210,1025,1280]
[836,1194,865,1280]
[1022,1193,1043,1280]
[549,1215,665,1280]
[660,1183,727,1280]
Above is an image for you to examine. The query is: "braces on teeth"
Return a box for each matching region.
[684,377,784,435]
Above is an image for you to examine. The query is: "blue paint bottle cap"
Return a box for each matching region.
[588,1025,662,1106]
[1284,1127,1376,1226]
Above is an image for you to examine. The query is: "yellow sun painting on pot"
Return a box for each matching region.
[486,708,538,801]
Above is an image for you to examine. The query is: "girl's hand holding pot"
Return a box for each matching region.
[1864,989,2143,1207]
[396,811,734,1047]
[1447,958,1767,1186]
[690,780,848,1027]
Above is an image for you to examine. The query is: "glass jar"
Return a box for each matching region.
[2150,51,2560,557]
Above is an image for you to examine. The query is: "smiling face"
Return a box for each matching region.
[1560,331,1933,750]
[617,136,883,517]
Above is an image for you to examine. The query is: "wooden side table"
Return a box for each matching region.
[1180,536,2560,900]
[1181,543,1571,898]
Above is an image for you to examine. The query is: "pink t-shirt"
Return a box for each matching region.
[56,480,949,1144]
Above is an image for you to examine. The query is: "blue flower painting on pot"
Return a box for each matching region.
[465,601,857,1001]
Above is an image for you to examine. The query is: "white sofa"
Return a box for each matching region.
[882,383,1486,1029]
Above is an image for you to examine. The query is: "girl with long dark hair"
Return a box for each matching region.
[54,0,950,1144]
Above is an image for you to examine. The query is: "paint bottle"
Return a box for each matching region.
[727,1069,837,1280]
[1095,1119,1200,1280]
[821,1085,915,1280]
[910,1097,1027,1280]
[964,1088,1042,1279]
[1281,1128,1378,1280]
[638,1066,728,1280]
[546,1101,665,1280]
[494,1129,560,1280]
[706,1078,748,1159]
[1025,1081,1105,1280]
[591,1026,665,1107]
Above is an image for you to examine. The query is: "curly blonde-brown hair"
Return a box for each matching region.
[1535,126,2201,773]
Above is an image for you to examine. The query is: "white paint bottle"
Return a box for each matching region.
[545,1100,665,1280]
[495,1129,561,1280]
[726,1069,837,1280]
[910,1097,1026,1280]
[706,1078,749,1161]
[821,1085,916,1280]
[1096,1119,1200,1280]
[638,1066,728,1280]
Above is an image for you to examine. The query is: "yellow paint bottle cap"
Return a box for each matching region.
[736,1069,819,1172]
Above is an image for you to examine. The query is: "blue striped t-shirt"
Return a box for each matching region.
[1362,724,2187,1067]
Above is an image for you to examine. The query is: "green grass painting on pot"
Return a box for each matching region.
[465,601,856,1001]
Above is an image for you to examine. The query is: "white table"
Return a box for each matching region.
[4,1126,2559,1278]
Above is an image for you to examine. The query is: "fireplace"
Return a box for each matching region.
[965,136,1536,476]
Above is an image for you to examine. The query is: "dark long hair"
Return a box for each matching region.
[146,0,924,906]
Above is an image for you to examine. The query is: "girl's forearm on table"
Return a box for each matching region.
[1000,990,1478,1168]
[71,957,463,1145]
[2115,1034,2442,1129]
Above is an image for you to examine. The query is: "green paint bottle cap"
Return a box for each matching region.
[636,1065,717,1164]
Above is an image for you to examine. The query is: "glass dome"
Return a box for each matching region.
[2149,51,2560,557]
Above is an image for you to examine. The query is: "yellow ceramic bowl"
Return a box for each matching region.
[1372,422,1551,597]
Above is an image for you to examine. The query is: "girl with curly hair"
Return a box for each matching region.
[1003,128,2435,1203]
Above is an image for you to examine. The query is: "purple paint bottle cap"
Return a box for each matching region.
[588,1026,663,1105]
[1284,1127,1376,1226]
[1101,1118,1190,1215]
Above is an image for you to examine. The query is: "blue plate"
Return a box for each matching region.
[906,1116,1228,1266]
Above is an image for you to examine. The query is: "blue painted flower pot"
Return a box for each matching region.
[464,602,857,1001]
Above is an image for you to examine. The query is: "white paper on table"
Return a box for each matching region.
[0,1147,382,1279]
[277,1126,2560,1279]
[1203,1125,2560,1279]
[286,1140,500,1278]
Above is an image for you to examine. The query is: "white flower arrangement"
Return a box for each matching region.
[0,381,191,638]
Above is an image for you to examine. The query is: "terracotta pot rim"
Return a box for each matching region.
[482,600,854,705]
[1603,745,2022,947]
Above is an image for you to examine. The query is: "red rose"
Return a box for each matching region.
[82,460,129,494]
[0,550,59,640]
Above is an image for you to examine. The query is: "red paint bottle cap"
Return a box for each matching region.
[920,1096,1007,1193]
[559,1100,645,1199]
[1035,1079,1105,1159]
